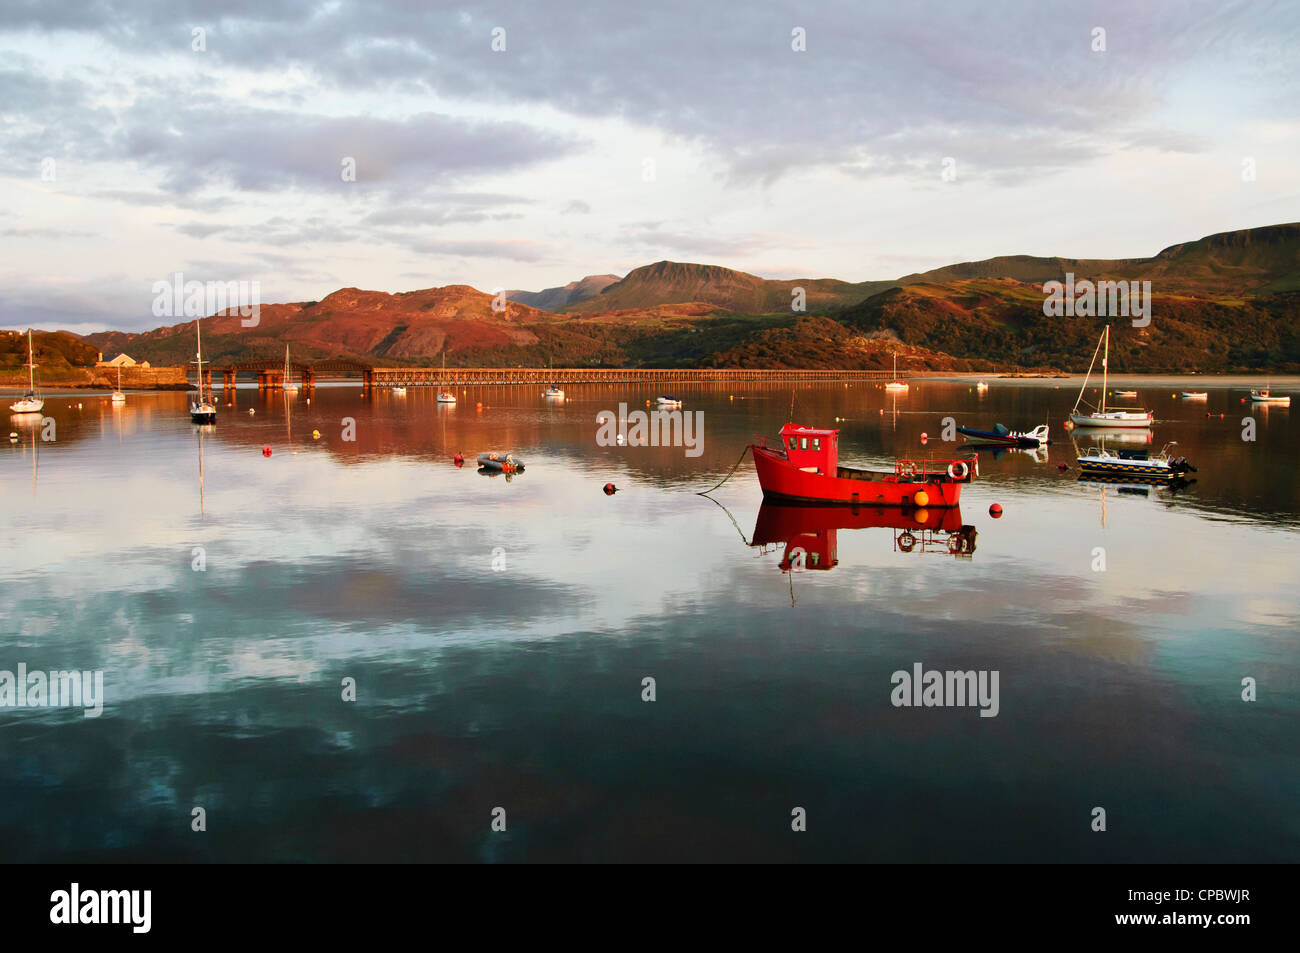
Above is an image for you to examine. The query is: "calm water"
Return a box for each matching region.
[2,378,1298,862]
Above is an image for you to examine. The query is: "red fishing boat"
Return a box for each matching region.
[750,424,978,507]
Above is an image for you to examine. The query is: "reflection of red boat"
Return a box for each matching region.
[752,503,977,570]
[750,424,978,506]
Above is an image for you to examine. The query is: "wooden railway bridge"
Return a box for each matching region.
[206,361,911,390]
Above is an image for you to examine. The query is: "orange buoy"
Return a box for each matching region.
[989,503,1003,517]
[262,445,272,457]
[914,489,930,507]
[920,432,928,443]
[603,482,617,495]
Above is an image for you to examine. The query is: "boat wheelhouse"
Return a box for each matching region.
[750,424,977,507]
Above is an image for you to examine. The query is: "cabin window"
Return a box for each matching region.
[812,438,821,451]
[800,437,808,450]
[788,437,797,449]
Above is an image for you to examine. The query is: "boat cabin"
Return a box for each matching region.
[779,424,838,476]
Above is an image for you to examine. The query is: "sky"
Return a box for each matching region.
[1,0,1297,333]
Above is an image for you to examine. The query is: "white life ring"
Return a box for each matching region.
[947,461,969,481]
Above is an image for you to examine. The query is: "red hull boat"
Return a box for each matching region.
[750,424,978,507]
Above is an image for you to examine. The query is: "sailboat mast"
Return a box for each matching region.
[195,318,204,401]
[28,329,36,392]
[1101,325,1109,415]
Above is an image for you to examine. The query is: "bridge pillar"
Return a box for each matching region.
[363,370,374,390]
[222,370,235,389]
[257,371,267,390]
[302,370,314,389]
[202,369,213,391]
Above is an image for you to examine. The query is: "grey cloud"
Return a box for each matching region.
[6,0,1288,182]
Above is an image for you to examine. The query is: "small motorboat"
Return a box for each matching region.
[975,380,989,391]
[436,391,456,403]
[1112,389,1138,398]
[1076,442,1195,480]
[957,422,1050,448]
[656,396,682,407]
[477,451,524,472]
[543,386,565,399]
[750,424,977,506]
[392,386,407,396]
[1250,389,1290,405]
[1180,391,1208,399]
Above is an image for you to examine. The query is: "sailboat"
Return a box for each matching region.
[437,349,456,403]
[281,343,298,394]
[111,362,126,403]
[189,318,217,424]
[1069,325,1153,428]
[9,328,44,413]
[884,351,908,391]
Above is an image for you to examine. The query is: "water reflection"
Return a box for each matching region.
[750,502,978,572]
[1,378,1297,862]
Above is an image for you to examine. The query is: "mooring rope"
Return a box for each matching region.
[697,444,751,497]
[697,492,752,546]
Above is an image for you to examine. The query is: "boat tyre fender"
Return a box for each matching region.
[947,461,969,481]
[898,531,916,553]
[947,534,964,554]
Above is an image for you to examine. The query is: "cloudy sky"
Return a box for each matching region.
[2,0,1297,332]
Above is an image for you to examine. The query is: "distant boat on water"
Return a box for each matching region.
[656,395,682,407]
[544,385,565,399]
[9,329,44,414]
[1069,325,1153,429]
[884,352,908,391]
[437,350,456,402]
[1250,388,1290,405]
[1181,391,1208,400]
[189,318,216,424]
[111,363,126,404]
[282,344,298,393]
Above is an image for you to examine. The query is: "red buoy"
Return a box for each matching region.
[919,432,928,444]
[603,482,617,495]
[1057,462,1068,471]
[262,445,272,457]
[453,452,464,466]
[989,503,1003,518]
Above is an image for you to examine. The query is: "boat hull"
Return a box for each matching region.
[477,451,523,472]
[956,426,1041,448]
[9,399,43,414]
[1070,412,1153,429]
[751,445,966,507]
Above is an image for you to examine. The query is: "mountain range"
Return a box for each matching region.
[60,222,1300,375]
